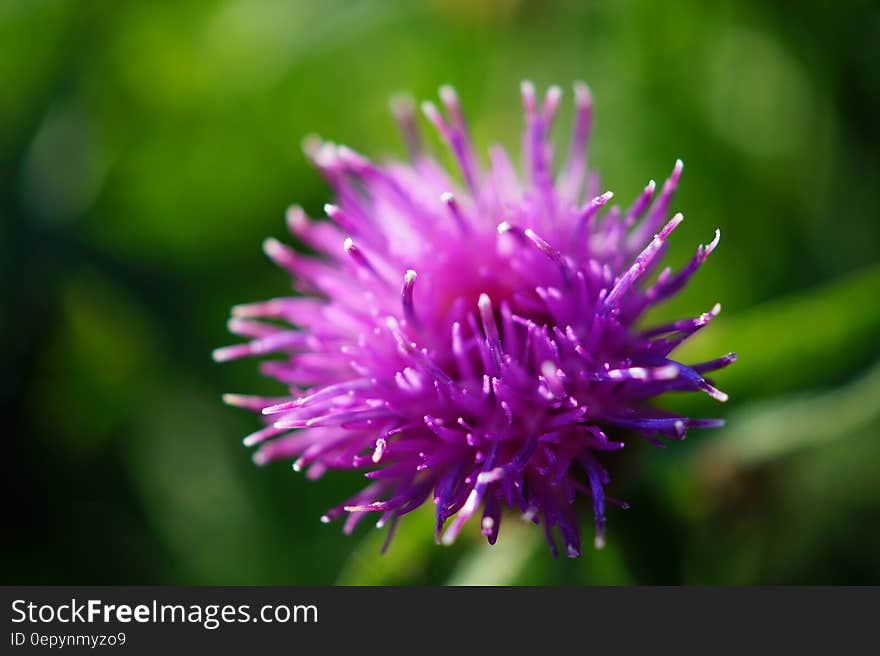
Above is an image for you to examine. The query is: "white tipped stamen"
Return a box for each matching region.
[323,203,356,234]
[343,237,366,266]
[478,292,492,315]
[301,133,321,156]
[706,229,721,254]
[542,84,563,124]
[303,137,341,171]
[441,487,483,546]
[441,191,469,233]
[577,190,614,229]
[391,93,421,157]
[525,227,570,279]
[335,145,370,171]
[285,205,307,232]
[476,467,505,485]
[262,237,285,259]
[390,93,415,119]
[242,428,274,447]
[666,212,685,234]
[604,213,685,310]
[655,364,680,380]
[438,84,459,109]
[520,80,537,113]
[603,364,681,382]
[372,437,387,463]
[211,346,239,363]
[624,181,655,226]
[262,400,297,415]
[711,389,729,403]
[541,360,566,396]
[559,81,593,196]
[344,236,386,283]
[231,304,255,318]
[709,302,722,318]
[477,294,501,356]
[401,269,418,325]
[574,80,592,108]
[420,101,445,132]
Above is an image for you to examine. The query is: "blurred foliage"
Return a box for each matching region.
[2,0,879,585]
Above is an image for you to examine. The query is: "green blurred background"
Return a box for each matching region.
[3,0,879,585]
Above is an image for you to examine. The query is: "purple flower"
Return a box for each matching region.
[215,82,734,557]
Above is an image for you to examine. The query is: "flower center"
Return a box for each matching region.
[414,233,520,332]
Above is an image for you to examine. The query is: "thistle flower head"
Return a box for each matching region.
[215,82,734,557]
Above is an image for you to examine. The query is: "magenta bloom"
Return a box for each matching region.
[215,82,734,557]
